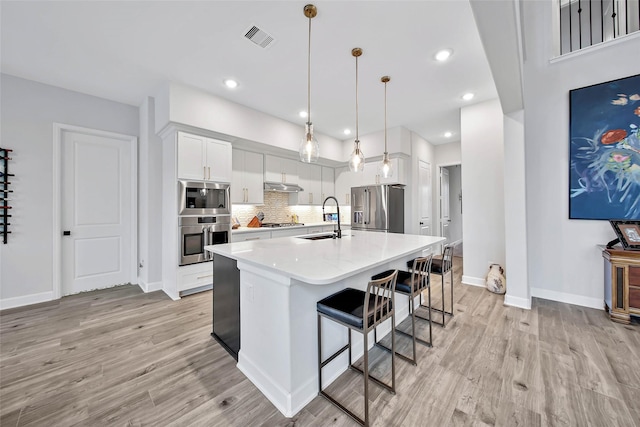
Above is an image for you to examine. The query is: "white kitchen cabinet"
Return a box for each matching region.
[293,163,322,205]
[264,155,299,184]
[177,132,232,182]
[177,263,213,293]
[232,149,264,204]
[270,227,312,238]
[334,166,360,207]
[231,231,270,242]
[321,166,335,202]
[362,158,406,186]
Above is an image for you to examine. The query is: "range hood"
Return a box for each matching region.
[264,182,304,192]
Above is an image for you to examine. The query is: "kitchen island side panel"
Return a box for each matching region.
[212,254,240,360]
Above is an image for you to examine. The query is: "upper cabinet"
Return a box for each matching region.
[264,155,299,184]
[321,166,335,202]
[177,132,232,182]
[362,158,406,186]
[231,149,264,205]
[294,163,322,205]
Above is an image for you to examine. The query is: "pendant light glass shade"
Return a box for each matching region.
[348,47,365,172]
[300,122,319,163]
[349,140,364,172]
[300,4,319,163]
[379,75,393,178]
[379,152,393,178]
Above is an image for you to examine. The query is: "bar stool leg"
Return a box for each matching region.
[449,266,454,316]
[391,311,396,393]
[410,295,417,364]
[441,274,446,327]
[317,314,323,393]
[428,283,433,344]
[363,327,369,426]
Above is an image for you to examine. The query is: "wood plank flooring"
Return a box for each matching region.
[1,257,639,426]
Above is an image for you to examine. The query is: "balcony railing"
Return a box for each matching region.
[559,0,640,54]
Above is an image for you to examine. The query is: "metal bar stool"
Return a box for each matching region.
[409,244,454,327]
[316,270,398,426]
[371,255,433,365]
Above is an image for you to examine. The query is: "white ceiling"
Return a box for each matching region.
[0,1,497,146]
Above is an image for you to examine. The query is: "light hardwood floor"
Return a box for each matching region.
[1,257,639,426]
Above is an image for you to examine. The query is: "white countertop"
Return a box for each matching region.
[207,231,444,285]
[232,222,347,234]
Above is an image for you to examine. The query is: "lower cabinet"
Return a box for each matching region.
[212,254,240,360]
[231,231,271,242]
[177,262,213,293]
[603,246,640,324]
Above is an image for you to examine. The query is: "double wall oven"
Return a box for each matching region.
[178,180,231,266]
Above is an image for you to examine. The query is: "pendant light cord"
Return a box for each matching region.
[355,55,359,142]
[384,80,387,154]
[307,14,312,124]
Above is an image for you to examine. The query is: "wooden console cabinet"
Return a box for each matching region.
[602,246,640,324]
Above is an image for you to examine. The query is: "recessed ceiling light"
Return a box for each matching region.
[224,79,238,89]
[299,111,308,118]
[462,92,475,101]
[435,49,453,62]
[444,131,452,138]
[343,129,351,135]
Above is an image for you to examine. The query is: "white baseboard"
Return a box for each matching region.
[530,287,603,310]
[237,351,298,417]
[137,279,163,293]
[462,275,485,287]
[504,294,532,310]
[162,287,180,301]
[0,291,55,311]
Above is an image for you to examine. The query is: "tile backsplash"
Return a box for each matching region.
[232,192,349,226]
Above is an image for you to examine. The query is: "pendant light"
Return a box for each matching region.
[348,48,365,172]
[379,75,393,178]
[299,4,319,163]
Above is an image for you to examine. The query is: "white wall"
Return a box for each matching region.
[503,110,529,309]
[156,82,345,163]
[138,97,163,292]
[0,74,139,309]
[522,1,640,308]
[342,126,412,161]
[460,99,505,287]
[434,141,461,166]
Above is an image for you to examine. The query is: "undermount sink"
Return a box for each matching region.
[299,234,336,241]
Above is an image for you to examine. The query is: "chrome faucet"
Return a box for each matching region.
[322,196,341,238]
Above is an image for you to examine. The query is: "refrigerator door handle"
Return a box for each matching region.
[364,188,370,225]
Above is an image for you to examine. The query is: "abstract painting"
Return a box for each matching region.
[569,74,640,220]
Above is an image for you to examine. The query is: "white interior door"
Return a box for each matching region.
[419,160,431,235]
[61,130,134,295]
[440,167,450,242]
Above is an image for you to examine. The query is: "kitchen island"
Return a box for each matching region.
[206,231,444,417]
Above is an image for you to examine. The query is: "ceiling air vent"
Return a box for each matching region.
[244,25,275,49]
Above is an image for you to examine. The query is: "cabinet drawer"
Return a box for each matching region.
[629,266,640,287]
[178,263,213,292]
[630,286,640,310]
[231,231,270,242]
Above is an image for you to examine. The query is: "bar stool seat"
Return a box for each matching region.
[317,270,398,426]
[371,255,433,365]
[317,288,392,329]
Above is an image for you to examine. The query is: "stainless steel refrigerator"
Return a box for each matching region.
[351,184,404,233]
